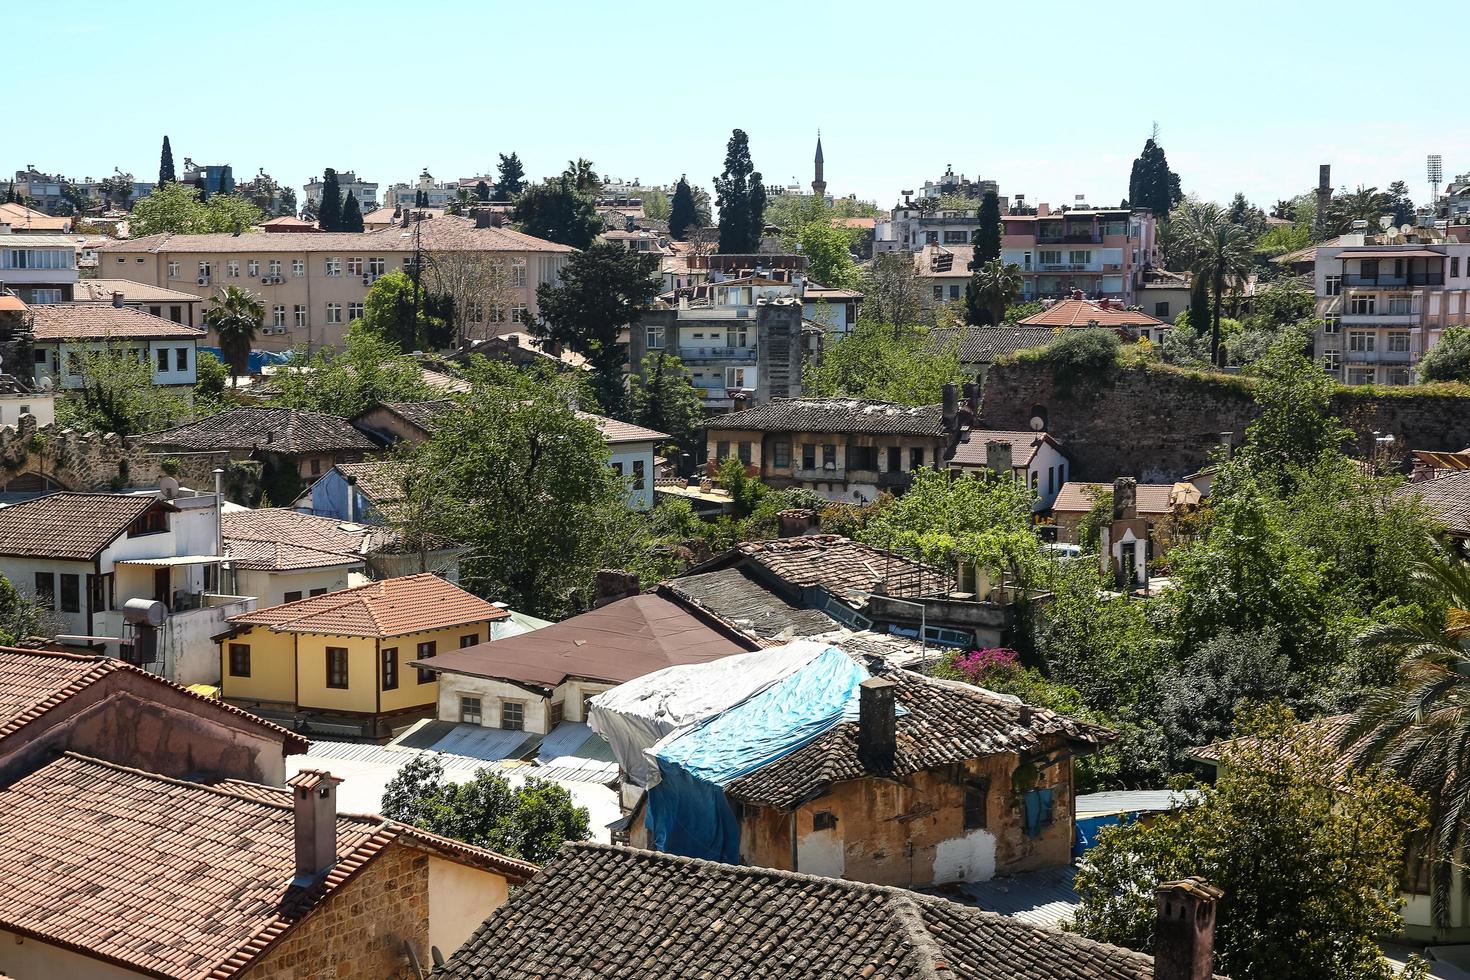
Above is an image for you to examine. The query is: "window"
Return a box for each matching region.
[381,647,398,690]
[167,261,181,279]
[324,257,342,277]
[1387,332,1411,353]
[229,643,251,677]
[715,440,730,461]
[292,259,305,277]
[725,325,748,348]
[1360,258,1379,280]
[813,810,838,831]
[1048,465,1055,495]
[156,348,169,372]
[1347,367,1376,385]
[773,439,791,468]
[149,305,161,317]
[501,700,525,730]
[33,572,54,610]
[348,303,364,322]
[460,696,483,725]
[294,305,307,328]
[1030,470,1040,491]
[284,591,303,603]
[1154,301,1170,317]
[943,230,968,244]
[910,447,925,469]
[198,262,212,281]
[127,509,168,537]
[822,444,836,469]
[1323,315,1341,334]
[1325,275,1341,296]
[1323,350,1342,372]
[309,587,327,596]
[1348,331,1375,352]
[273,305,286,327]
[226,260,240,278]
[1039,250,1062,265]
[59,574,79,613]
[963,778,990,829]
[346,257,363,276]
[326,303,343,324]
[849,445,878,469]
[933,285,944,301]
[310,458,321,476]
[247,259,260,277]
[633,459,646,490]
[169,305,183,323]
[1068,250,1092,265]
[1348,295,1375,316]
[459,633,479,648]
[511,305,528,323]
[176,347,188,371]
[511,258,527,287]
[549,700,565,727]
[802,444,816,469]
[737,441,752,465]
[416,640,437,683]
[368,257,385,276]
[326,647,349,689]
[948,284,961,300]
[88,573,108,612]
[646,325,665,350]
[1386,295,1413,316]
[269,259,282,276]
[1387,367,1412,386]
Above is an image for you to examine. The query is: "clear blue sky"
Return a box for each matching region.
[22,0,1468,212]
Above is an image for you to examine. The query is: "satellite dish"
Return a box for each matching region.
[37,376,52,391]
[1379,215,1394,230]
[158,475,180,500]
[1029,416,1045,432]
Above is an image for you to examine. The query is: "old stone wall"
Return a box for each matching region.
[979,360,1470,482]
[244,844,430,980]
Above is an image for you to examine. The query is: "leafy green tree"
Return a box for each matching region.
[495,152,526,201]
[1073,704,1426,980]
[511,177,601,249]
[965,259,1022,326]
[859,252,923,326]
[474,179,490,202]
[669,176,697,239]
[317,168,343,232]
[561,158,602,195]
[192,350,230,412]
[640,186,670,221]
[715,129,763,253]
[202,285,264,386]
[1416,326,1470,383]
[3,182,14,204]
[1226,192,1268,240]
[1126,133,1183,218]
[158,135,175,186]
[271,324,433,417]
[1323,185,1400,237]
[1175,201,1254,365]
[627,352,703,451]
[339,191,364,232]
[794,218,859,289]
[360,269,445,352]
[380,755,590,865]
[396,361,646,617]
[56,345,190,436]
[1238,329,1348,476]
[717,456,767,520]
[0,573,44,646]
[535,241,660,411]
[1154,627,1295,764]
[806,320,966,405]
[127,183,264,237]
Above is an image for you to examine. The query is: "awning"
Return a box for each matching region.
[1338,249,1444,259]
[115,555,221,567]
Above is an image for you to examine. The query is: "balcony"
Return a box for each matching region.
[1037,263,1097,273]
[1344,274,1443,288]
[676,305,754,320]
[1344,349,1412,364]
[679,346,755,361]
[1340,312,1420,326]
[1037,233,1102,245]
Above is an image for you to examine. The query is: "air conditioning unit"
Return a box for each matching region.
[196,277,209,286]
[362,274,372,286]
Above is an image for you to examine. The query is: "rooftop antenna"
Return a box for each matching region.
[1429,154,1444,209]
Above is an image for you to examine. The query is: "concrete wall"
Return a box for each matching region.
[437,673,551,733]
[427,854,510,957]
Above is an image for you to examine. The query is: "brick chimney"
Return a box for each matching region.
[111,291,124,308]
[593,569,641,607]
[288,769,343,886]
[474,210,492,229]
[857,677,897,771]
[777,508,820,538]
[1153,878,1223,980]
[941,382,958,433]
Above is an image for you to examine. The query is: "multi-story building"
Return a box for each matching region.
[179,159,233,195]
[1312,232,1470,385]
[28,302,204,390]
[9,167,69,213]
[918,164,999,201]
[97,214,574,351]
[383,170,457,209]
[0,232,79,303]
[303,169,377,210]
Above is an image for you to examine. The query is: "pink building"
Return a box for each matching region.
[1000,205,1158,304]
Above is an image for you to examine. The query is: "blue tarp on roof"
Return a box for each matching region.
[198,346,295,375]
[646,646,869,863]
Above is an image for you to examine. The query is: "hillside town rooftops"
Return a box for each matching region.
[26,304,204,341]
[144,407,378,454]
[229,572,506,638]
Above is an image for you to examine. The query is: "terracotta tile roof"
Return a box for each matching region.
[1052,482,1176,516]
[0,492,165,560]
[72,279,205,304]
[101,216,573,255]
[949,429,1058,470]
[0,646,307,753]
[1395,471,1470,537]
[1019,300,1165,329]
[704,398,946,436]
[27,304,205,341]
[332,459,408,507]
[727,669,1114,809]
[732,534,951,600]
[833,216,877,230]
[259,216,317,228]
[144,407,379,454]
[230,572,506,638]
[223,537,363,572]
[0,202,72,231]
[576,411,669,444]
[222,507,381,557]
[928,325,1055,362]
[0,753,534,979]
[1188,713,1358,783]
[365,399,455,436]
[413,593,750,689]
[435,841,1183,980]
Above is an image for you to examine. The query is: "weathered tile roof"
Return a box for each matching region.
[1188,713,1358,782]
[1052,482,1176,516]
[223,537,363,572]
[222,507,381,557]
[371,399,455,436]
[144,407,378,454]
[0,646,306,752]
[1018,300,1164,329]
[928,325,1055,362]
[662,568,837,642]
[230,572,506,638]
[576,411,669,444]
[704,398,946,436]
[1395,471,1470,537]
[0,492,164,560]
[72,279,204,304]
[732,534,952,600]
[0,753,534,979]
[726,670,1114,809]
[332,460,408,507]
[948,429,1055,470]
[101,215,575,255]
[0,201,72,231]
[27,303,205,341]
[433,841,1180,980]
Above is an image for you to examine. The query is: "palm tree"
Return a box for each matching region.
[1177,203,1253,367]
[1343,548,1470,927]
[968,260,1022,326]
[203,286,263,387]
[562,158,600,194]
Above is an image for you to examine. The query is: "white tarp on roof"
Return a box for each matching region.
[588,639,829,789]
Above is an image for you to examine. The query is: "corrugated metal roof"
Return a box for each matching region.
[1075,789,1197,817]
[953,865,1080,930]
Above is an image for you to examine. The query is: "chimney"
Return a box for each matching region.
[593,569,641,607]
[1037,202,1051,217]
[345,473,358,523]
[857,677,897,771]
[1153,878,1223,980]
[941,382,958,431]
[288,770,342,886]
[1113,476,1138,521]
[777,508,819,538]
[474,210,492,229]
[985,439,1013,476]
[111,290,124,308]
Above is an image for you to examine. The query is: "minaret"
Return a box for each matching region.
[811,132,827,198]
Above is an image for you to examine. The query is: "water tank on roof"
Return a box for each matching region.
[123,597,167,627]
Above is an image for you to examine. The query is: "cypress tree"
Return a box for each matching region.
[158,136,175,186]
[748,174,767,250]
[318,168,343,232]
[975,190,1002,264]
[495,153,525,201]
[715,129,759,253]
[340,192,364,232]
[1188,274,1211,334]
[3,182,13,204]
[1128,135,1183,218]
[475,180,490,202]
[669,176,697,239]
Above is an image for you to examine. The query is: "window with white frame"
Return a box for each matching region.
[325,303,342,324]
[324,257,341,277]
[1387,331,1411,352]
[292,259,305,277]
[1323,350,1341,372]
[368,257,385,276]
[247,259,259,277]
[272,305,286,327]
[1347,367,1376,385]
[226,260,240,278]
[1386,296,1413,315]
[1325,275,1341,296]
[167,261,180,279]
[1348,331,1375,352]
[1068,250,1092,265]
[1323,314,1341,334]
[646,325,665,349]
[489,306,504,323]
[511,257,527,287]
[348,302,364,321]
[346,257,363,276]
[31,289,60,304]
[511,306,528,323]
[197,262,212,281]
[294,305,307,327]
[268,259,282,276]
[1348,295,1375,315]
[501,700,524,730]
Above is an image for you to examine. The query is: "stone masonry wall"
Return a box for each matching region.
[979,360,1470,482]
[244,844,430,980]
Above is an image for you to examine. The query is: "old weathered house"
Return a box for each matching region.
[144,406,379,484]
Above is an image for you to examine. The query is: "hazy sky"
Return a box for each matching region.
[20,0,1468,212]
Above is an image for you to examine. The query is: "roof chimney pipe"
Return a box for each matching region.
[111,291,124,308]
[288,769,343,886]
[1153,878,1222,980]
[857,676,897,772]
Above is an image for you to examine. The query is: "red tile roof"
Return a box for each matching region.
[1018,299,1164,329]
[102,215,575,255]
[1051,481,1177,516]
[577,411,669,444]
[72,279,205,304]
[0,492,169,560]
[27,304,205,341]
[0,752,534,979]
[948,430,1059,470]
[230,572,507,638]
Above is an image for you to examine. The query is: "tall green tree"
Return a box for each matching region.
[1176,202,1253,365]
[627,352,703,451]
[561,158,602,194]
[534,241,659,411]
[317,168,343,232]
[360,269,445,352]
[474,179,490,202]
[965,259,1022,326]
[806,320,965,405]
[715,129,762,253]
[511,177,601,249]
[495,152,526,200]
[1417,326,1470,383]
[339,191,364,232]
[271,324,433,417]
[3,182,14,204]
[56,345,190,436]
[128,184,264,237]
[158,135,176,186]
[203,285,264,386]
[973,190,1002,264]
[669,175,697,239]
[1127,134,1183,218]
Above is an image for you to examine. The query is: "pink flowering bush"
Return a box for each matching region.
[953,647,1020,684]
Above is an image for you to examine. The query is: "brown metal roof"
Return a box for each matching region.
[1334,248,1444,259]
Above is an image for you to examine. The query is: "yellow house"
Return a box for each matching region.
[219,572,508,738]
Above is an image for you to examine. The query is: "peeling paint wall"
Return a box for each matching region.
[796,827,845,878]
[932,828,997,884]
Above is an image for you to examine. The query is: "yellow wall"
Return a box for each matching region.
[427,855,510,956]
[377,623,488,715]
[295,634,380,713]
[219,626,296,705]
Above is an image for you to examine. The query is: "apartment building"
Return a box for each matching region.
[303,169,377,209]
[384,170,459,209]
[0,232,79,303]
[1312,233,1470,385]
[97,214,575,351]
